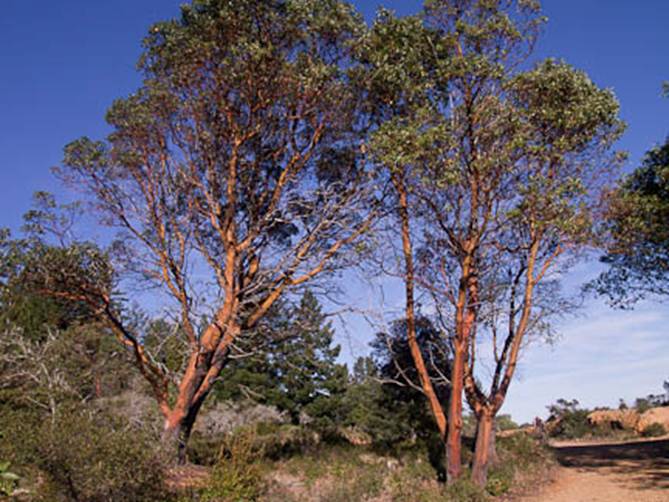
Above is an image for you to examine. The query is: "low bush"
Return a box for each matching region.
[550,408,591,439]
[387,457,488,502]
[486,463,513,496]
[199,428,266,502]
[443,478,490,502]
[190,422,321,466]
[0,407,43,465]
[489,432,556,498]
[641,422,667,437]
[0,461,20,496]
[33,408,170,502]
[253,423,321,460]
[497,431,549,465]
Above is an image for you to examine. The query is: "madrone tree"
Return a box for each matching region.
[53,0,379,459]
[454,60,624,486]
[369,0,623,486]
[359,6,452,468]
[417,0,545,482]
[367,0,544,482]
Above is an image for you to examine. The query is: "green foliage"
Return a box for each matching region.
[442,478,490,502]
[595,136,669,305]
[0,461,20,496]
[34,409,169,502]
[0,326,134,421]
[251,423,321,460]
[358,317,449,446]
[641,423,667,438]
[389,463,489,502]
[496,414,519,431]
[635,398,654,414]
[485,467,512,496]
[269,292,347,428]
[341,371,398,444]
[547,399,592,439]
[485,432,555,497]
[0,200,112,341]
[634,384,669,412]
[0,407,43,467]
[190,422,321,467]
[214,292,348,430]
[279,444,388,500]
[200,428,266,502]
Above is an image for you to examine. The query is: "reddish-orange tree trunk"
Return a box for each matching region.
[445,250,478,483]
[156,318,237,463]
[471,409,495,487]
[393,173,448,455]
[162,402,204,463]
[446,344,465,481]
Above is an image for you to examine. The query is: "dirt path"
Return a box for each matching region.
[524,437,669,501]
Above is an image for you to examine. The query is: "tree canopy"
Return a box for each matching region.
[595,137,669,306]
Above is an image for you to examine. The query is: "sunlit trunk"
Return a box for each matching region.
[160,342,230,463]
[393,173,448,441]
[162,397,207,464]
[471,409,495,487]
[446,345,465,483]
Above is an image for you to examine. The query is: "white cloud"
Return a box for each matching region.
[504,300,669,422]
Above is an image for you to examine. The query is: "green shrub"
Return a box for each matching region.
[486,464,513,496]
[546,400,592,439]
[253,423,321,460]
[0,407,43,465]
[497,432,548,467]
[496,414,519,432]
[321,462,385,502]
[641,422,667,437]
[34,409,170,502]
[200,428,266,502]
[0,461,20,496]
[491,432,556,498]
[635,398,653,414]
[442,477,490,502]
[188,432,223,466]
[554,409,592,438]
[190,422,321,466]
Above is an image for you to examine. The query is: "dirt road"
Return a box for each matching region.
[524,437,669,501]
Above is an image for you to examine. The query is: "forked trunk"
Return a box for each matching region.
[471,410,495,487]
[162,402,203,464]
[446,345,465,483]
[159,320,235,463]
[161,363,218,463]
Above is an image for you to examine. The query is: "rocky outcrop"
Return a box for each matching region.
[587,409,640,431]
[636,406,669,434]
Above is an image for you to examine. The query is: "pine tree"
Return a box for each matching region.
[214,291,347,428]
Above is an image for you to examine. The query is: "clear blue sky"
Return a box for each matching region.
[1,1,668,422]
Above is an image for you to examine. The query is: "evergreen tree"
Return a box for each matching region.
[595,136,669,305]
[214,291,347,428]
[276,291,348,427]
[370,317,450,441]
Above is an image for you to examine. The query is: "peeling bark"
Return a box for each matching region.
[446,345,465,482]
[471,409,495,488]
